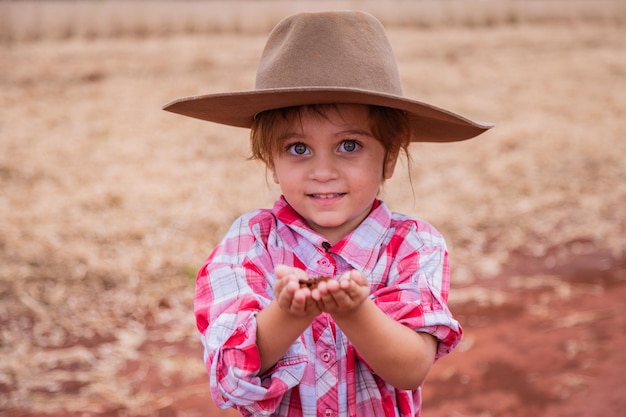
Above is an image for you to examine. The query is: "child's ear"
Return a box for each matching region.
[383,152,399,180]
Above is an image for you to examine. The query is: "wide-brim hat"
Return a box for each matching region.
[163,10,493,142]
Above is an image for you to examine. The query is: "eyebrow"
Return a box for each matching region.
[284,128,373,139]
[337,128,374,138]
[276,126,375,147]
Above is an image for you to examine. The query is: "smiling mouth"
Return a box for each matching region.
[309,193,345,199]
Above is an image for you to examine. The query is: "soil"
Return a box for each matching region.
[1,15,625,417]
[423,249,626,417]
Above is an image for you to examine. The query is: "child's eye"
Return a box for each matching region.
[287,142,310,155]
[339,140,361,153]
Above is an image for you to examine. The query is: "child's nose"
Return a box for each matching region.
[310,155,339,181]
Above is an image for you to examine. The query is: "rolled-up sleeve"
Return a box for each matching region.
[371,225,462,360]
[194,213,309,415]
[201,293,308,414]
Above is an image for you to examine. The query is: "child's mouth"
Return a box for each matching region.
[309,193,345,199]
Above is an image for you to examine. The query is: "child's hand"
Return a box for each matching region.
[312,270,370,317]
[274,265,321,318]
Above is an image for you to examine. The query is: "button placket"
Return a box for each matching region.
[315,254,335,277]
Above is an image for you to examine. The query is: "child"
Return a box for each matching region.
[164,10,492,417]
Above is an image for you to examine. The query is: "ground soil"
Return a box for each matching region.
[1,17,625,417]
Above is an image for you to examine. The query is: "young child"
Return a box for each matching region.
[164,10,492,417]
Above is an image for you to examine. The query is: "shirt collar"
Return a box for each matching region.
[272,196,392,272]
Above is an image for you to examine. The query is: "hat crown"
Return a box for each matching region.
[163,10,493,142]
[255,11,403,95]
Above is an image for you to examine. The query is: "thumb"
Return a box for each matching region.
[274,264,292,279]
[349,270,368,286]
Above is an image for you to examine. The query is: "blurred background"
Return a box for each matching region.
[1,1,625,416]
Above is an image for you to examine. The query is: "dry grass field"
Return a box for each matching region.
[2,0,626,42]
[1,1,625,416]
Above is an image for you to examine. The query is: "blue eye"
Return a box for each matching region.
[288,142,309,155]
[340,140,360,153]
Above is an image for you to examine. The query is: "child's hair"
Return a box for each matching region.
[250,104,412,173]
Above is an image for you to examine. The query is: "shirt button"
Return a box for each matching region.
[324,409,334,417]
[321,351,331,362]
[317,258,329,266]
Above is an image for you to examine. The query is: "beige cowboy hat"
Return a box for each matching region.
[163,10,493,142]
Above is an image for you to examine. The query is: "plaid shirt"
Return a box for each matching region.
[195,197,462,416]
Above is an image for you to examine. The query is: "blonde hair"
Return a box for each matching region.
[250,104,411,171]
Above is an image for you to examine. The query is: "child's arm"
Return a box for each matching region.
[255,264,321,374]
[313,270,438,390]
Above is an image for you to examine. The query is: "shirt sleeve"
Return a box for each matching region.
[370,219,463,360]
[194,212,309,415]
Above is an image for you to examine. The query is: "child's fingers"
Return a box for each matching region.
[314,272,370,314]
[291,289,308,309]
[275,264,297,279]
[277,285,315,315]
[275,265,310,295]
[275,264,311,283]
[316,291,340,312]
[275,267,322,316]
[316,280,351,310]
[339,270,366,285]
[338,270,369,297]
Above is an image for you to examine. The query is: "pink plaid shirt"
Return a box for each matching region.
[194,197,462,416]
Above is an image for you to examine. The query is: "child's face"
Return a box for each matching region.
[271,104,398,244]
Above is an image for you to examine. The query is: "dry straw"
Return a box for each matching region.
[1,0,625,42]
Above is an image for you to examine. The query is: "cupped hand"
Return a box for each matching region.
[273,264,321,318]
[311,270,370,317]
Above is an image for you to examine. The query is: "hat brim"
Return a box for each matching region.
[162,87,493,143]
